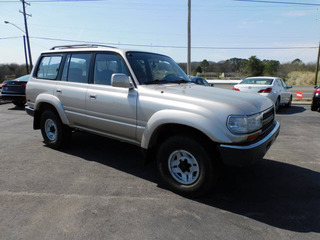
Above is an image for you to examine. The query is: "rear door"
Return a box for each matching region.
[55,53,91,127]
[279,79,291,103]
[276,78,290,104]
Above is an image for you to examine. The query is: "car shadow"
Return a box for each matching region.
[277,105,306,115]
[7,105,26,111]
[60,132,319,233]
[205,160,320,233]
[61,132,158,182]
[0,100,11,105]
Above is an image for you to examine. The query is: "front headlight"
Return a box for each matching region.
[227,113,263,134]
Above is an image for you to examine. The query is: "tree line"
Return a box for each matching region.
[178,56,316,79]
[0,64,28,82]
[0,56,317,83]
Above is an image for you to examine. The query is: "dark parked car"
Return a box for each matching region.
[1,75,29,107]
[311,85,320,111]
[190,76,212,86]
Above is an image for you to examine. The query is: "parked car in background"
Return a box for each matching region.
[1,75,29,106]
[232,76,292,110]
[190,76,212,86]
[311,85,320,112]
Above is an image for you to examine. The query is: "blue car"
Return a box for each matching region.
[190,77,212,87]
[1,75,29,106]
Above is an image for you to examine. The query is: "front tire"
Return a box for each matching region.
[40,110,71,149]
[157,135,220,198]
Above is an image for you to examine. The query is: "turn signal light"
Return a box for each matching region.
[247,132,261,141]
[258,88,272,93]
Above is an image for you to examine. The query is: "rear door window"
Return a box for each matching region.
[36,55,62,80]
[61,53,91,83]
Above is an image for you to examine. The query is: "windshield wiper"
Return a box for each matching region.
[174,79,190,84]
[144,79,170,85]
[144,79,191,85]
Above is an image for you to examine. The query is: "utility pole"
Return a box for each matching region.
[23,35,29,73]
[20,0,33,70]
[315,41,320,86]
[187,0,191,76]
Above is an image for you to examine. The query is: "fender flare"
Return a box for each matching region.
[140,109,229,149]
[35,93,70,125]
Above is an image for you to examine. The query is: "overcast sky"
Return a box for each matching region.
[1,0,320,65]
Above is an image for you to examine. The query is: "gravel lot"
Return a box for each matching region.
[0,102,319,240]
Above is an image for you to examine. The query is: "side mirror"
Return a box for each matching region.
[287,85,292,89]
[111,73,133,89]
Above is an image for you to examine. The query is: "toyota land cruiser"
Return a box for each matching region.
[25,45,280,197]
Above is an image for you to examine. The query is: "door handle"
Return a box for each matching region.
[56,89,62,93]
[89,94,97,100]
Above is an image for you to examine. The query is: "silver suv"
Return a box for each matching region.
[26,45,280,197]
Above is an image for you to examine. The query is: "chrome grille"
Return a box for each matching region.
[262,107,275,133]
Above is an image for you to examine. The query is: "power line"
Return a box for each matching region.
[235,0,320,6]
[29,36,318,50]
[0,0,108,2]
[0,36,22,40]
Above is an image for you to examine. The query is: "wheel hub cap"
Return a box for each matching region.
[168,150,200,185]
[45,119,57,141]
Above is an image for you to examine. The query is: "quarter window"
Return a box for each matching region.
[36,55,62,80]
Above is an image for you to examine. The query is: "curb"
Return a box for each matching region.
[292,99,312,105]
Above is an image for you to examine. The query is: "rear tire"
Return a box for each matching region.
[156,135,220,198]
[13,100,26,107]
[40,110,72,149]
[285,96,292,108]
[275,97,280,111]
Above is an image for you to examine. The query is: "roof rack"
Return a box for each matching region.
[50,44,117,50]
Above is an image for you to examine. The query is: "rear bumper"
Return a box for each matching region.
[0,93,25,101]
[218,121,280,167]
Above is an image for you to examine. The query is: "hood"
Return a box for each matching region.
[138,84,273,115]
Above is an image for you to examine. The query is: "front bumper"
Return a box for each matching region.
[218,121,280,167]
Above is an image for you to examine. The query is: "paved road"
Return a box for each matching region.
[0,102,319,240]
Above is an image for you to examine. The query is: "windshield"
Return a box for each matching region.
[15,75,30,82]
[126,52,190,85]
[240,78,273,85]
